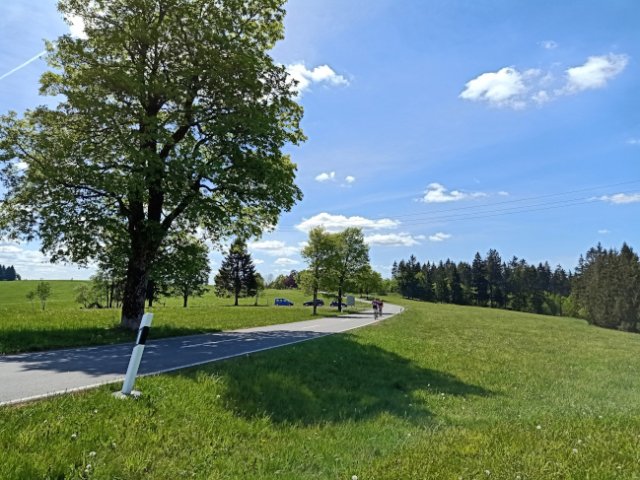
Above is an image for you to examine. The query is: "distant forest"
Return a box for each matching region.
[392,243,640,333]
[0,265,20,281]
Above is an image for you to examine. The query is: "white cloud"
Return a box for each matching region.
[564,54,628,93]
[315,171,336,182]
[253,259,265,265]
[598,229,610,234]
[460,53,628,109]
[429,232,452,242]
[598,193,640,204]
[364,233,421,247]
[498,191,510,196]
[420,183,487,203]
[66,14,88,40]
[296,212,400,233]
[274,257,300,266]
[627,138,640,145]
[248,240,299,257]
[459,67,530,109]
[286,63,349,95]
[540,40,558,50]
[345,175,356,184]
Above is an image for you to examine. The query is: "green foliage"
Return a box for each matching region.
[35,281,51,311]
[301,227,338,313]
[0,0,304,329]
[214,238,258,306]
[573,243,640,331]
[2,299,640,478]
[393,249,573,316]
[323,227,369,310]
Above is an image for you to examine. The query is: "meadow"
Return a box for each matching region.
[2,297,640,479]
[0,280,362,354]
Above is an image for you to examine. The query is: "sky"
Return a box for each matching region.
[0,0,639,280]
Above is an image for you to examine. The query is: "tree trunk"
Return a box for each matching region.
[338,284,343,313]
[183,294,188,308]
[121,256,148,331]
[234,289,239,306]
[312,287,318,316]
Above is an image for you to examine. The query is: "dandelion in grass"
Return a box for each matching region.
[352,475,358,480]
[484,469,491,475]
[89,451,96,457]
[536,425,542,430]
[71,433,78,439]
[572,448,578,454]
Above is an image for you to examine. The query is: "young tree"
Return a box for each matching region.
[328,228,369,312]
[162,237,211,308]
[0,0,304,330]
[214,239,258,306]
[35,281,51,311]
[26,290,36,309]
[254,273,265,306]
[301,227,337,315]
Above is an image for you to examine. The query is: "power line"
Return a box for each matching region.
[274,181,640,231]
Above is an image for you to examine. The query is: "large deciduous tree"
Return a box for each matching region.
[301,227,337,315]
[0,0,304,330]
[330,227,369,312]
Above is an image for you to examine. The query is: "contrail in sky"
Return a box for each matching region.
[0,50,47,82]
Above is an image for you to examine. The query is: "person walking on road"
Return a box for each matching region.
[379,299,384,317]
[372,299,379,319]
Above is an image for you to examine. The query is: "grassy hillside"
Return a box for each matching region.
[2,298,640,478]
[0,281,362,354]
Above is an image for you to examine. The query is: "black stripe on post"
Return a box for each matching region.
[137,326,150,345]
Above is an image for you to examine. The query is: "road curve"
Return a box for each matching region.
[0,302,403,406]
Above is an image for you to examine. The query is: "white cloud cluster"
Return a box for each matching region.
[296,212,399,233]
[598,229,610,234]
[540,40,558,50]
[429,232,452,242]
[564,54,628,93]
[420,183,486,203]
[626,138,640,146]
[315,171,336,182]
[274,257,300,266]
[287,64,349,95]
[598,193,640,204]
[248,240,299,257]
[364,233,421,247]
[0,241,93,279]
[314,172,356,185]
[460,53,629,109]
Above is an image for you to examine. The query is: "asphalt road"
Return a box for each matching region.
[0,302,402,406]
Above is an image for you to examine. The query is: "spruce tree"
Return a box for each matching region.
[214,239,258,306]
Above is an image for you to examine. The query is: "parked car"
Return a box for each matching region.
[330,301,347,307]
[303,299,325,307]
[274,298,294,306]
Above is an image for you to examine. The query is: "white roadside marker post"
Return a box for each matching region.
[113,313,153,399]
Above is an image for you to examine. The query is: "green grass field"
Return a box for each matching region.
[2,297,640,479]
[0,281,362,354]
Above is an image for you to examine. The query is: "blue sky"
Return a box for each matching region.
[0,0,639,280]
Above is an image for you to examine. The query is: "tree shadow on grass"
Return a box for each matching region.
[181,333,492,425]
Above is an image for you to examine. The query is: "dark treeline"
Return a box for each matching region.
[392,249,572,316]
[392,243,640,332]
[0,265,20,281]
